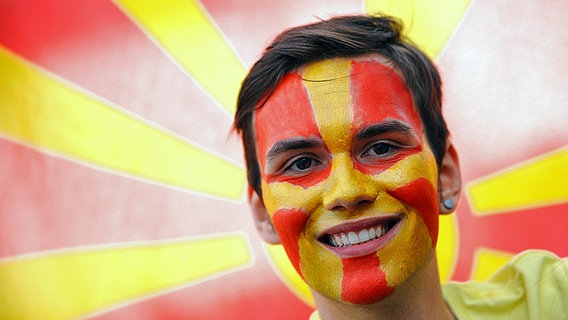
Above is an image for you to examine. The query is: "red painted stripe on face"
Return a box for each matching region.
[388,177,439,246]
[254,72,321,176]
[350,60,422,133]
[272,208,309,277]
[341,254,394,304]
[265,165,331,188]
[349,61,424,176]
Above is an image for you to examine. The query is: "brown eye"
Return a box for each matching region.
[291,157,315,171]
[361,141,401,160]
[370,143,392,155]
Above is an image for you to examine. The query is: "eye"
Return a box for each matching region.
[286,156,320,172]
[362,142,399,158]
[370,143,391,155]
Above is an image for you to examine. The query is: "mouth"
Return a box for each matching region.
[320,220,398,247]
[317,216,401,257]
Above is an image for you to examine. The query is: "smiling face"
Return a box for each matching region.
[254,57,441,304]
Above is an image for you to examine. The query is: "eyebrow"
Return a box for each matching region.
[266,138,324,161]
[354,120,416,140]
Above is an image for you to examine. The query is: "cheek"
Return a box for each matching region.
[388,177,439,246]
[272,208,309,277]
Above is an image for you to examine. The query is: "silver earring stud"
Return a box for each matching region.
[443,199,455,210]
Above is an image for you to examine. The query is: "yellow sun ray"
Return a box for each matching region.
[468,146,568,215]
[113,0,246,114]
[0,233,251,320]
[0,46,245,199]
[437,215,458,281]
[265,244,315,307]
[471,248,514,281]
[365,0,472,58]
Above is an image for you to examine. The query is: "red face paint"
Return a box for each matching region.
[351,61,423,176]
[255,72,323,183]
[351,61,422,133]
[388,177,439,246]
[265,165,331,188]
[341,254,394,304]
[272,208,310,276]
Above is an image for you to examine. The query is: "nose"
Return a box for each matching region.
[323,153,377,211]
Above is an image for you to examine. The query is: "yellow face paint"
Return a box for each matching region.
[255,57,440,304]
[302,58,352,152]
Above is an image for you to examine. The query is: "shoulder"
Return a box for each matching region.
[443,250,568,320]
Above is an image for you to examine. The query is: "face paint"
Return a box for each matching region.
[272,208,309,276]
[388,177,439,246]
[255,72,324,187]
[255,56,440,305]
[351,61,423,138]
[341,254,393,304]
[350,60,423,175]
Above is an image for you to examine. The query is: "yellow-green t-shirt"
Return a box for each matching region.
[443,250,567,319]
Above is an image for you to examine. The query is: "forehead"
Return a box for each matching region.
[253,56,421,167]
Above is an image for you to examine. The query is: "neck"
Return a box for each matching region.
[312,253,454,320]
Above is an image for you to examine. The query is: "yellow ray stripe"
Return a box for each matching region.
[471,248,514,281]
[265,244,315,307]
[365,0,471,58]
[0,234,251,320]
[468,146,568,215]
[114,0,246,114]
[437,214,458,282]
[0,47,244,199]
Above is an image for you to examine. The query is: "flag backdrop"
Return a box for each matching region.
[1,0,567,319]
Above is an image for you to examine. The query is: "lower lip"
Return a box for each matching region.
[320,221,402,258]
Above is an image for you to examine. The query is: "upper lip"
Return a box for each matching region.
[315,214,402,241]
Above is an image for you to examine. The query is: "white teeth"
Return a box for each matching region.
[330,237,337,247]
[359,229,370,242]
[348,232,360,244]
[328,223,393,247]
[369,227,376,239]
[334,234,344,246]
[376,225,384,238]
[341,233,349,245]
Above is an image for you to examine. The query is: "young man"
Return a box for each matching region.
[234,15,567,319]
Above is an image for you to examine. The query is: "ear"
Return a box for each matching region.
[248,187,281,244]
[439,140,462,214]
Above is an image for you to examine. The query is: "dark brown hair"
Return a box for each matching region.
[234,14,448,198]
